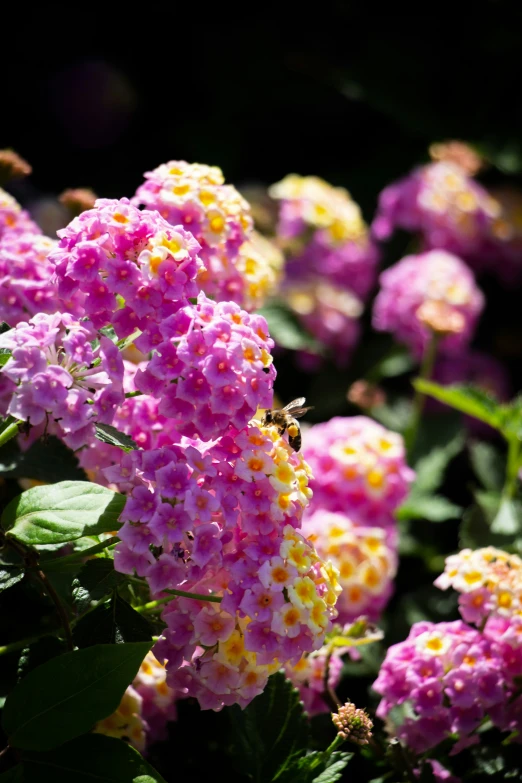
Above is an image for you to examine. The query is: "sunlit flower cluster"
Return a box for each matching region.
[0,188,39,240]
[49,198,203,343]
[373,250,484,358]
[303,416,414,529]
[234,232,283,311]
[134,161,260,307]
[112,422,340,710]
[302,510,397,623]
[479,186,522,283]
[435,547,522,629]
[269,174,379,301]
[372,161,500,263]
[0,312,124,449]
[94,652,177,752]
[373,620,513,754]
[134,292,275,441]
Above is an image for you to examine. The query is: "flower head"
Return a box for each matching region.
[332,701,373,745]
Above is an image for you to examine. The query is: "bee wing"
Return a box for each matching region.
[282,397,307,412]
[289,406,314,420]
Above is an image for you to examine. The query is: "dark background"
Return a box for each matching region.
[4,9,522,780]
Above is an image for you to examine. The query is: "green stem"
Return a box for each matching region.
[405,332,440,457]
[40,536,119,570]
[0,419,20,449]
[165,588,222,603]
[134,596,174,614]
[324,734,345,756]
[124,391,143,399]
[35,568,74,651]
[0,633,52,657]
[134,588,223,613]
[504,436,521,499]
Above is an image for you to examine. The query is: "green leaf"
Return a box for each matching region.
[0,436,87,482]
[22,733,167,782]
[469,441,505,492]
[257,302,322,353]
[0,766,23,782]
[410,414,464,494]
[491,498,522,536]
[311,753,353,783]
[413,380,501,429]
[0,547,24,593]
[366,347,414,381]
[278,751,352,783]
[73,594,153,648]
[229,671,309,783]
[3,641,152,751]
[460,503,493,550]
[17,636,68,681]
[2,481,125,547]
[369,396,412,433]
[72,559,125,613]
[95,423,139,453]
[397,494,462,522]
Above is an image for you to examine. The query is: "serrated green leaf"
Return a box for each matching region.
[0,547,24,593]
[413,380,501,429]
[229,671,309,783]
[22,733,167,782]
[95,423,139,453]
[17,636,67,681]
[72,559,125,613]
[73,594,153,648]
[469,441,505,492]
[312,752,352,783]
[3,641,152,751]
[278,751,352,783]
[2,481,125,546]
[0,436,87,482]
[257,302,322,353]
[397,494,462,522]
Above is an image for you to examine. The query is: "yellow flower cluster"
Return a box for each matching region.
[236,231,284,310]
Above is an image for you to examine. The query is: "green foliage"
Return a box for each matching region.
[279,751,353,783]
[258,301,322,353]
[72,558,126,613]
[229,671,309,782]
[397,494,462,522]
[0,767,23,782]
[0,436,87,483]
[0,547,24,594]
[21,734,167,782]
[1,481,125,546]
[469,441,505,492]
[3,641,152,751]
[17,636,68,681]
[413,381,501,428]
[73,594,153,648]
[95,422,139,453]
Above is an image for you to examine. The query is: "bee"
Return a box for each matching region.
[260,397,313,452]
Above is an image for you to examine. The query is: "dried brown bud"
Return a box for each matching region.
[59,188,98,216]
[332,701,373,745]
[0,149,32,182]
[428,140,483,176]
[347,380,386,410]
[416,300,465,336]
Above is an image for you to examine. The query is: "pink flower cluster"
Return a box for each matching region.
[112,422,341,711]
[133,161,258,307]
[0,188,40,240]
[269,174,380,300]
[373,250,484,358]
[372,161,499,263]
[373,619,515,754]
[134,292,275,441]
[0,232,65,326]
[49,198,203,344]
[303,416,414,530]
[94,651,177,752]
[0,312,124,449]
[302,510,397,624]
[285,645,345,716]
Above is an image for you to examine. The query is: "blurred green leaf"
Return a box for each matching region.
[72,559,125,613]
[0,436,88,483]
[366,346,414,382]
[413,381,501,429]
[95,423,139,453]
[397,494,462,522]
[410,413,464,494]
[491,498,522,536]
[469,441,505,492]
[258,301,322,353]
[370,397,412,433]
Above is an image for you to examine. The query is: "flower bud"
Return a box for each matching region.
[59,188,98,216]
[0,149,32,182]
[332,701,373,745]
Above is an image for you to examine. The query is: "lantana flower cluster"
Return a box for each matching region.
[372,160,500,264]
[112,422,341,711]
[234,231,283,311]
[94,652,177,753]
[303,416,414,530]
[49,198,203,343]
[133,161,265,307]
[134,292,276,441]
[302,510,397,623]
[373,249,484,358]
[373,619,514,755]
[269,174,379,300]
[0,312,124,449]
[0,187,40,239]
[284,644,345,716]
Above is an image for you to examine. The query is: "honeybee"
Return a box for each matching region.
[260,397,313,452]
